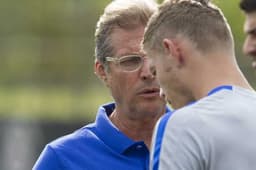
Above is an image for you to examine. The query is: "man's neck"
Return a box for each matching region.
[109,110,160,149]
[192,66,253,100]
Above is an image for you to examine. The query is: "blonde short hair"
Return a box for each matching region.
[143,0,234,54]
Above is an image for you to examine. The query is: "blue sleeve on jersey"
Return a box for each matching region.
[152,111,174,170]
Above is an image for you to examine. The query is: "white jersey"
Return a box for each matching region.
[151,86,256,170]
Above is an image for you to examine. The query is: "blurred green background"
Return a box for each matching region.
[0,0,255,122]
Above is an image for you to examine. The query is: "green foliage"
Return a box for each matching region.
[0,85,112,121]
[0,0,113,120]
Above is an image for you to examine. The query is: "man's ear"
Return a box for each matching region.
[94,59,109,86]
[163,38,184,66]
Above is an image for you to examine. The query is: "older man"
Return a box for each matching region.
[33,0,169,170]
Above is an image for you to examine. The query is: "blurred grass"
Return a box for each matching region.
[0,86,112,121]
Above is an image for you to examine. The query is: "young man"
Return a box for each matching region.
[240,0,256,69]
[33,0,169,169]
[143,0,256,169]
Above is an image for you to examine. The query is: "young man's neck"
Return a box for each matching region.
[192,65,253,100]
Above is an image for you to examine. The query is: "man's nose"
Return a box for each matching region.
[140,58,155,80]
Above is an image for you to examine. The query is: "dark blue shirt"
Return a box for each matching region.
[33,103,170,170]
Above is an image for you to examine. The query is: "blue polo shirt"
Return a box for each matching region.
[33,103,171,170]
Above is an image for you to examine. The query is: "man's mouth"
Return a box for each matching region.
[138,88,160,97]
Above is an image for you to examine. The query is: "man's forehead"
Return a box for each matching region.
[111,27,146,57]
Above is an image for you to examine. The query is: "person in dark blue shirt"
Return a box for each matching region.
[33,0,170,170]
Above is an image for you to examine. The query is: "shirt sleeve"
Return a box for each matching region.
[32,145,62,170]
[152,110,207,170]
[150,112,174,170]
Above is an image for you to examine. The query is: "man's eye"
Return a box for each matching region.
[120,57,141,66]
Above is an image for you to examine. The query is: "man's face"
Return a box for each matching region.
[243,11,256,69]
[144,40,194,110]
[105,26,166,117]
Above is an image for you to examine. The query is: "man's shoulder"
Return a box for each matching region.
[33,122,107,170]
[165,86,256,131]
[48,123,99,151]
[164,94,226,130]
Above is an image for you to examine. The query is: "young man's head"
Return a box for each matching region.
[240,0,256,69]
[143,0,234,56]
[94,0,166,118]
[143,0,236,108]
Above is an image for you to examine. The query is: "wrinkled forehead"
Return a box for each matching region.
[110,26,146,57]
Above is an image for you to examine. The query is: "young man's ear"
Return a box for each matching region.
[94,59,109,86]
[163,38,184,66]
